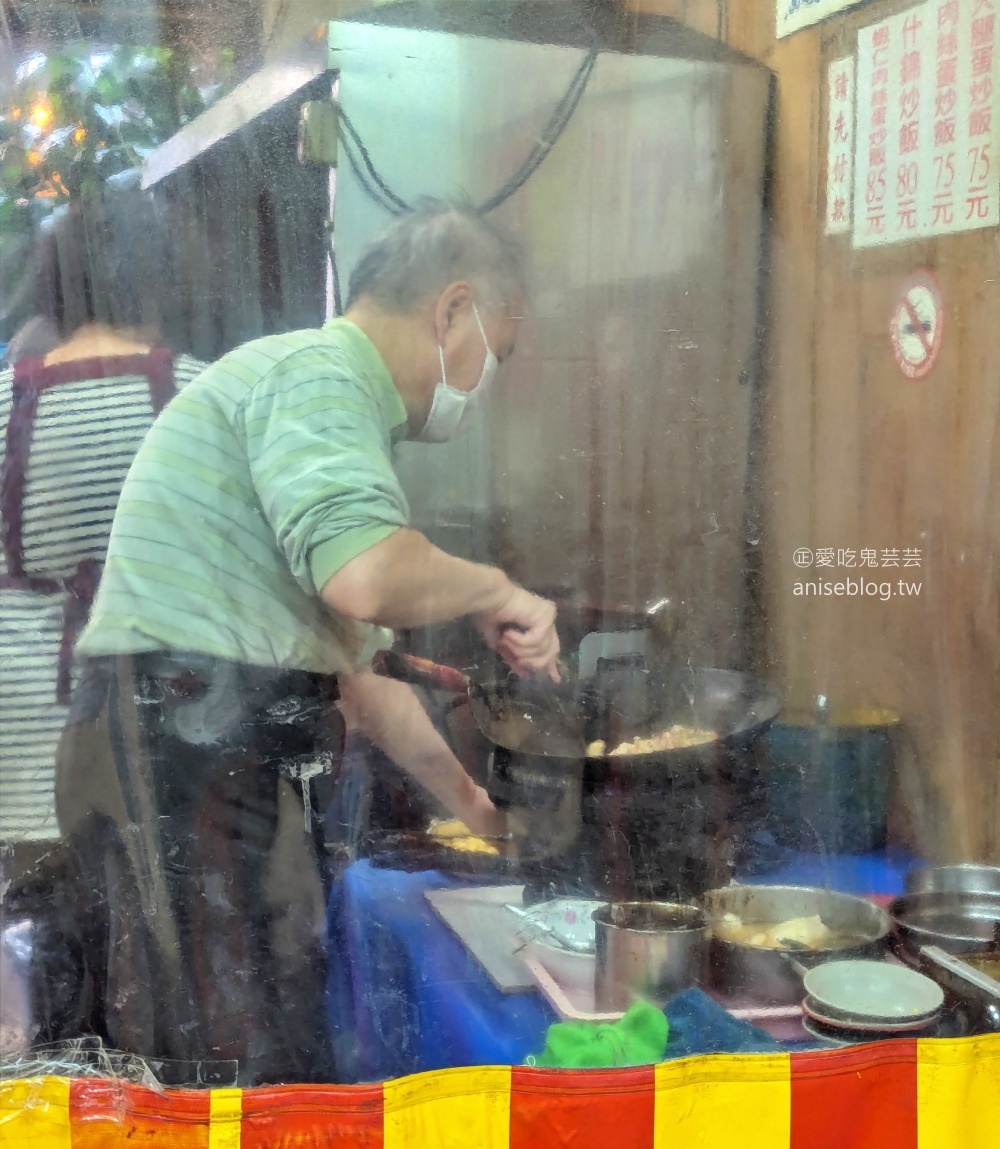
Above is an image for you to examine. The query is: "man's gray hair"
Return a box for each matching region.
[345,200,524,314]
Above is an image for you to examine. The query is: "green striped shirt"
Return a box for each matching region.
[78,320,410,674]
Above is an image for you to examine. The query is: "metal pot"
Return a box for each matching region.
[593,901,708,1011]
[704,885,892,1005]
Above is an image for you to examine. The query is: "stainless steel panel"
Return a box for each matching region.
[332,1,771,664]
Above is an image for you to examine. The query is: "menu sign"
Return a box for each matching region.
[853,0,999,247]
[826,57,856,233]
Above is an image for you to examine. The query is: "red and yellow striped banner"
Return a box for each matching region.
[1,1037,997,1148]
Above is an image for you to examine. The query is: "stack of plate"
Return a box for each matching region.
[800,960,944,1042]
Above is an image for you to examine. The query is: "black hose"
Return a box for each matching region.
[478,45,597,214]
[335,42,599,217]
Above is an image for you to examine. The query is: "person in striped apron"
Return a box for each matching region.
[0,188,206,1048]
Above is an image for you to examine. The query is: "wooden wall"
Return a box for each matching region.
[627,0,1000,862]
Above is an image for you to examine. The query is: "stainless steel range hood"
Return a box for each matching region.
[331,0,774,669]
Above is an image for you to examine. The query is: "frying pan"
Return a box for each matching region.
[916,945,1000,1033]
[362,828,522,878]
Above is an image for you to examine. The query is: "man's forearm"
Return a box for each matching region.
[338,671,479,813]
[321,527,513,629]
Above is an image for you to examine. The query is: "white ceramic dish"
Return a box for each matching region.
[802,960,944,1021]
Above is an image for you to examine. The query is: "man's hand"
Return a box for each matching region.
[338,669,506,833]
[476,586,561,682]
[457,784,510,839]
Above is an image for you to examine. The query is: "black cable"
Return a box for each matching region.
[324,219,346,318]
[338,107,411,213]
[477,45,597,214]
[338,127,405,215]
[334,42,599,216]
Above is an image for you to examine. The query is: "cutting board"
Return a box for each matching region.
[424,885,535,992]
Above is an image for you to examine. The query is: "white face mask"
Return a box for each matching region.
[417,303,499,443]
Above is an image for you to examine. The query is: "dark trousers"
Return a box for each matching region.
[55,654,344,1086]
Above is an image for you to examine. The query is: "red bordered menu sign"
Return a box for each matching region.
[854,0,999,248]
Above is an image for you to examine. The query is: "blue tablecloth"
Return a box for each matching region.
[325,850,918,1081]
[325,861,556,1081]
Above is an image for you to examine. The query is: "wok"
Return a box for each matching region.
[377,651,781,768]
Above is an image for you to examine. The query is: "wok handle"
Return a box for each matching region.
[778,950,810,981]
[371,650,469,695]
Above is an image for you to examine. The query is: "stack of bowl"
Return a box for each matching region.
[798,960,944,1042]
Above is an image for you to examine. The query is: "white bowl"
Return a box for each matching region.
[518,898,602,952]
[525,938,597,995]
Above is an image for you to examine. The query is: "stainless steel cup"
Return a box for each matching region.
[593,902,708,1011]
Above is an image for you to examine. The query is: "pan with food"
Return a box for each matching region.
[469,664,782,772]
[704,884,892,1005]
[373,650,781,770]
[364,821,521,878]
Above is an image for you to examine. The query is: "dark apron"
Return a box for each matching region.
[56,653,344,1086]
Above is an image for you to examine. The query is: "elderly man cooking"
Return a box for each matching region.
[56,200,559,1085]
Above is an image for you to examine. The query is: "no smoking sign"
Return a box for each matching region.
[890,270,944,380]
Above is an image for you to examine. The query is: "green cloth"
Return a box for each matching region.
[78,319,409,674]
[530,1001,669,1069]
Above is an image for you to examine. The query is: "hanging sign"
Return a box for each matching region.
[826,56,856,232]
[853,0,1000,248]
[890,270,944,378]
[777,0,865,38]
